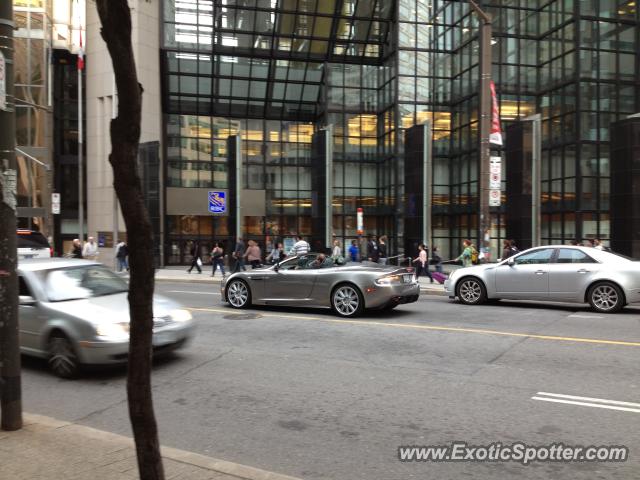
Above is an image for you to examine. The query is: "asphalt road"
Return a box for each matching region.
[21,281,640,480]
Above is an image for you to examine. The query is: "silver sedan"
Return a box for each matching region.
[18,258,195,377]
[444,246,640,313]
[221,253,420,317]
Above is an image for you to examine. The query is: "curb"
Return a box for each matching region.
[21,413,303,480]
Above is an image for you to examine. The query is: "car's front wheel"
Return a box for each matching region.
[588,282,624,313]
[48,332,79,379]
[226,279,251,309]
[331,284,364,318]
[456,277,487,305]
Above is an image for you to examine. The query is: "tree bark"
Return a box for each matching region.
[0,0,22,432]
[94,2,164,479]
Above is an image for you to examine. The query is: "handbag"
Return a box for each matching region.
[196,258,203,268]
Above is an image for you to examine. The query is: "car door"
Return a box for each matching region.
[262,255,318,303]
[18,276,42,351]
[548,248,601,301]
[494,248,555,299]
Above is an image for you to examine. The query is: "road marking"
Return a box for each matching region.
[167,290,220,295]
[535,392,640,408]
[532,392,640,413]
[188,308,640,347]
[568,314,604,319]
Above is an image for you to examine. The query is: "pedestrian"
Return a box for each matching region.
[210,242,225,277]
[289,235,310,256]
[187,240,202,273]
[583,239,594,248]
[244,240,262,269]
[378,235,388,265]
[348,239,359,262]
[431,245,443,273]
[367,234,380,262]
[115,240,129,272]
[509,239,519,256]
[455,239,475,268]
[332,239,342,260]
[593,238,610,252]
[82,236,99,261]
[71,238,83,258]
[266,242,285,264]
[502,239,513,260]
[232,237,246,273]
[413,244,433,283]
[569,239,579,246]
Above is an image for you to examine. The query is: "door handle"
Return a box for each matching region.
[535,270,546,275]
[577,269,590,274]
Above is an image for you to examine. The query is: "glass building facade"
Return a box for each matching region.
[160,0,639,264]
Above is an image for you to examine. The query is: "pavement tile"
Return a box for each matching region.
[0,413,301,480]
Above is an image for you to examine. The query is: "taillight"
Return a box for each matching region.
[50,247,54,257]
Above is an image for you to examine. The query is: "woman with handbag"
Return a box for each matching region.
[210,242,225,277]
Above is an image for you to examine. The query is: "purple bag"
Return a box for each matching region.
[432,271,448,284]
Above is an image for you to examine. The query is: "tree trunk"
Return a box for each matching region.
[95,2,164,479]
[0,0,22,432]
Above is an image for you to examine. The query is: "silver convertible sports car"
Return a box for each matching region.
[221,253,420,317]
[445,246,640,313]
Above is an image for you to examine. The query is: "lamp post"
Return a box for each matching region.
[468,0,493,256]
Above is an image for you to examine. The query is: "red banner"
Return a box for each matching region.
[489,81,502,146]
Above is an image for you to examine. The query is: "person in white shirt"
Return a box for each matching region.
[290,235,310,256]
[82,236,99,261]
[332,239,341,259]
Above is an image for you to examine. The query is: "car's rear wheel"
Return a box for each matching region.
[331,284,364,318]
[48,332,79,379]
[456,277,487,305]
[588,282,624,313]
[226,279,251,309]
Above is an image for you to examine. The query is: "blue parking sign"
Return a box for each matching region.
[208,191,226,214]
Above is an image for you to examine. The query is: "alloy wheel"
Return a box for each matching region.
[591,284,620,312]
[333,285,360,317]
[48,335,78,378]
[227,280,249,308]
[458,279,483,304]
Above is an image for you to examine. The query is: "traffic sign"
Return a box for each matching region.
[208,191,226,214]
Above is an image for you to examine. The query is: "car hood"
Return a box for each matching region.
[449,263,497,277]
[43,292,180,326]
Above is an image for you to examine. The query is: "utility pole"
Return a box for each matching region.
[0,0,23,431]
[468,0,493,255]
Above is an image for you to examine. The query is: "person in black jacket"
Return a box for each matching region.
[187,240,202,274]
[367,235,380,262]
[378,235,388,265]
[71,238,83,259]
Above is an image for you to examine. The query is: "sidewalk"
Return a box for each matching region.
[152,267,447,295]
[0,413,301,480]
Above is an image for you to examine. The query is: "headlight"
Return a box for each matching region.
[96,322,130,338]
[375,274,402,286]
[170,308,192,322]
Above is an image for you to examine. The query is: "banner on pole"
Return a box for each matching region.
[489,81,502,146]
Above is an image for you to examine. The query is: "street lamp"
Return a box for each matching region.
[467,0,493,255]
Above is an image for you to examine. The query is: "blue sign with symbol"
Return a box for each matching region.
[208,191,226,214]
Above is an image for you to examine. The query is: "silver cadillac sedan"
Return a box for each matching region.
[221,253,420,317]
[18,258,195,377]
[445,246,640,313]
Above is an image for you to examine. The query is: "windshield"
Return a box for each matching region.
[17,232,49,249]
[40,265,128,302]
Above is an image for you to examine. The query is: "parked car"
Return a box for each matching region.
[18,258,195,377]
[445,246,640,313]
[17,229,52,259]
[221,253,420,317]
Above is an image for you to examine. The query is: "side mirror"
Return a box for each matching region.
[507,257,515,267]
[19,295,36,306]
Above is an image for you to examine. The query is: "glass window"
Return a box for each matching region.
[514,248,555,265]
[556,248,597,264]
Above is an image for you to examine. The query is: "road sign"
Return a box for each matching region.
[489,189,501,207]
[51,193,61,214]
[208,191,226,214]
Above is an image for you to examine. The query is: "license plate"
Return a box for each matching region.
[153,331,176,346]
[403,274,413,283]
